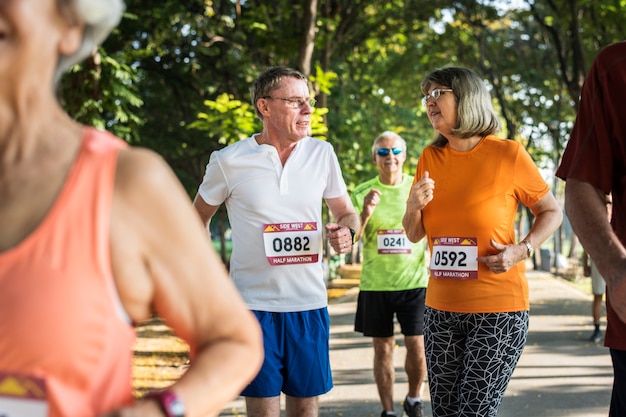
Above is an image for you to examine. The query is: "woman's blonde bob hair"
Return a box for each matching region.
[56,0,125,82]
[421,66,500,148]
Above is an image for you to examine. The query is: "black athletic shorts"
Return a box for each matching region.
[354,288,426,337]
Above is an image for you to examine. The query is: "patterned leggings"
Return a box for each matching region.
[424,308,529,417]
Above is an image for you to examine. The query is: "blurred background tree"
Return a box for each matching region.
[58,0,626,268]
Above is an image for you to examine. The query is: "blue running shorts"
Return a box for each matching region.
[241,308,333,398]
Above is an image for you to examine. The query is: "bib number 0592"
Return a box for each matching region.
[432,249,467,267]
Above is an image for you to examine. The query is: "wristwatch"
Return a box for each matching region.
[348,227,356,244]
[145,389,186,417]
[521,240,533,258]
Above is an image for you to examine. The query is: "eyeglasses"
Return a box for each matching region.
[376,148,403,157]
[262,96,316,109]
[422,88,454,106]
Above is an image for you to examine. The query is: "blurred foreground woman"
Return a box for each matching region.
[0,1,263,416]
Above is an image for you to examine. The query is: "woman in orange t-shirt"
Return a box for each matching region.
[402,66,562,417]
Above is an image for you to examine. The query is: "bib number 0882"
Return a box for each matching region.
[272,236,310,253]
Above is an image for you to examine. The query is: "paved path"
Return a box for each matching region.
[219,270,613,416]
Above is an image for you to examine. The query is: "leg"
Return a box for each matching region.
[404,334,427,399]
[609,348,626,417]
[590,293,604,342]
[592,294,603,325]
[355,291,397,414]
[285,395,319,417]
[590,262,606,342]
[245,396,281,417]
[241,311,284,416]
[395,287,427,415]
[373,336,396,412]
[283,309,332,395]
[424,308,464,417]
[457,312,528,417]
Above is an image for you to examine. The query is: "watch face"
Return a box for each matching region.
[170,398,186,417]
[148,389,186,417]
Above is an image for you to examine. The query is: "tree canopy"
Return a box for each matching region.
[59,0,625,258]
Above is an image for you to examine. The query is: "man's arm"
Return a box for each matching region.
[354,189,381,241]
[193,194,221,231]
[325,194,360,254]
[565,178,626,322]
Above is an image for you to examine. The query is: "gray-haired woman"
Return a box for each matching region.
[403,66,562,417]
[0,1,262,416]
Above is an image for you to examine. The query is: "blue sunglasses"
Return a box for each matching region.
[376,147,403,157]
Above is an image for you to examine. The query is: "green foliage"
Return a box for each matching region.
[310,107,330,140]
[310,64,338,96]
[51,0,626,264]
[57,0,626,200]
[188,93,260,146]
[187,92,330,144]
[59,48,143,143]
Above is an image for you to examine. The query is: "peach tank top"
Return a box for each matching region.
[0,128,135,417]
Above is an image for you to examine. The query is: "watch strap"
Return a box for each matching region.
[145,389,186,417]
[348,227,356,244]
[521,240,533,258]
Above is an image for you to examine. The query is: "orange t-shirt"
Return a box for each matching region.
[0,128,135,416]
[415,135,549,313]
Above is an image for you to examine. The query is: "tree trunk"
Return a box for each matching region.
[297,0,318,77]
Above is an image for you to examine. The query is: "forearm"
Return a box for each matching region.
[523,210,562,250]
[402,203,426,243]
[192,194,218,229]
[168,337,262,417]
[355,211,371,241]
[337,212,361,235]
[565,180,626,281]
[107,337,262,417]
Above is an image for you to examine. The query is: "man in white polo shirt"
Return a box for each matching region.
[193,66,359,417]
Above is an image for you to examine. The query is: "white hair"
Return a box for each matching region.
[55,0,126,82]
[371,131,407,155]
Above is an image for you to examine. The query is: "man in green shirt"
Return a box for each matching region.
[351,131,429,417]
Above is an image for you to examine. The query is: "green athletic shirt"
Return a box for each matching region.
[351,175,429,291]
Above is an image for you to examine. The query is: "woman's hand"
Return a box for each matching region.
[403,171,435,243]
[477,239,527,274]
[406,172,435,211]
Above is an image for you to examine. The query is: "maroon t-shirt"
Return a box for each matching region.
[556,41,626,350]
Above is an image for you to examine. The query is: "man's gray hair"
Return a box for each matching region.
[371,131,407,155]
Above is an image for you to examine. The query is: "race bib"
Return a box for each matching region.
[0,373,48,417]
[263,222,321,265]
[376,229,412,254]
[430,236,478,279]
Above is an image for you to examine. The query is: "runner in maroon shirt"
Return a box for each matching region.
[556,41,626,417]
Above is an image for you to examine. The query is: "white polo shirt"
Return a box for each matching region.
[198,135,347,312]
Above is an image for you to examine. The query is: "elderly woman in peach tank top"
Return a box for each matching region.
[0,1,262,417]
